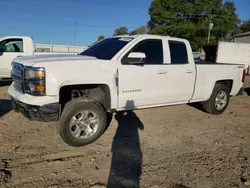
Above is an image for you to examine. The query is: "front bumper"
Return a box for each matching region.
[10,95,59,122]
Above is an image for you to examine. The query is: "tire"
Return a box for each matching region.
[59,98,107,147]
[106,112,113,130]
[203,83,230,115]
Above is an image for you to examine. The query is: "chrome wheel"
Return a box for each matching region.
[69,110,99,140]
[215,91,227,110]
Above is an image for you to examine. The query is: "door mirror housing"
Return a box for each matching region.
[127,52,146,64]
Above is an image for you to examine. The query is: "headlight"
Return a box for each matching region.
[24,67,46,96]
[25,68,45,79]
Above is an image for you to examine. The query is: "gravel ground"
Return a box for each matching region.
[0,78,250,188]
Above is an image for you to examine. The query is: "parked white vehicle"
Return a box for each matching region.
[200,41,250,74]
[0,36,77,80]
[8,34,247,147]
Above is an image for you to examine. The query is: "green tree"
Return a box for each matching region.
[97,35,105,41]
[240,19,250,33]
[148,0,240,50]
[113,27,129,36]
[130,25,147,35]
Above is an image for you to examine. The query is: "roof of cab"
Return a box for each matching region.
[0,36,32,41]
[112,34,187,41]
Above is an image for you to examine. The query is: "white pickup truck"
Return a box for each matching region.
[8,34,246,147]
[0,36,77,80]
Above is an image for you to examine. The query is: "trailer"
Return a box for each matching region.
[200,41,250,75]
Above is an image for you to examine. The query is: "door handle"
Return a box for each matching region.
[186,70,194,74]
[157,70,168,74]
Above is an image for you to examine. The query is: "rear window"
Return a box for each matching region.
[169,41,188,64]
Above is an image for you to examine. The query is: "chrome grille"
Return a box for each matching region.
[11,62,25,93]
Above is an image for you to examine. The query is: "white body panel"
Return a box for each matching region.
[8,83,58,106]
[8,34,245,112]
[191,64,244,102]
[0,36,34,78]
[117,36,196,109]
[118,63,169,108]
[217,42,250,68]
[0,52,24,78]
[12,54,118,108]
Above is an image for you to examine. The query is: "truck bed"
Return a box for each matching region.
[195,59,244,66]
[190,60,244,103]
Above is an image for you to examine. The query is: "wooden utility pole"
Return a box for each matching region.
[74,21,76,50]
[207,15,214,43]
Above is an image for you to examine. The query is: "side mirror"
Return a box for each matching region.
[127,52,146,64]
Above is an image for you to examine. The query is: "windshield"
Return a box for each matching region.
[79,37,134,60]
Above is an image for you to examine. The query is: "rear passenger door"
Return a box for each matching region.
[165,40,196,103]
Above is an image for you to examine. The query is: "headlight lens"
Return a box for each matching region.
[25,69,45,79]
[27,82,35,92]
[24,67,46,96]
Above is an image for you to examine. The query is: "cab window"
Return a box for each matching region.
[122,39,163,65]
[169,41,188,64]
[0,39,23,52]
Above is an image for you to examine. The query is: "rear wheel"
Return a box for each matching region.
[203,83,229,115]
[59,98,107,147]
[106,112,113,129]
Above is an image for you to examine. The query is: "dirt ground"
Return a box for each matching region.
[0,78,250,188]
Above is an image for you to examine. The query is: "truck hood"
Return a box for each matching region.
[13,54,98,66]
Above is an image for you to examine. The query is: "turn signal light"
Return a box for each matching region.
[242,69,246,82]
[35,85,45,92]
[34,71,45,78]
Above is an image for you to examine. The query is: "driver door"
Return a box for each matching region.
[0,39,24,78]
[118,39,168,109]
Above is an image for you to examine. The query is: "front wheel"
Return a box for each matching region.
[203,84,230,115]
[59,98,107,147]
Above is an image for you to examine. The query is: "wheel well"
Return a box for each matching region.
[59,84,111,115]
[215,80,233,93]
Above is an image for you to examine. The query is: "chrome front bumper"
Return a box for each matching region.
[9,95,59,122]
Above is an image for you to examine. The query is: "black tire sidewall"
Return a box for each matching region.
[59,100,107,147]
[210,84,230,115]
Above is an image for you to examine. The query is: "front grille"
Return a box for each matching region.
[11,62,25,93]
